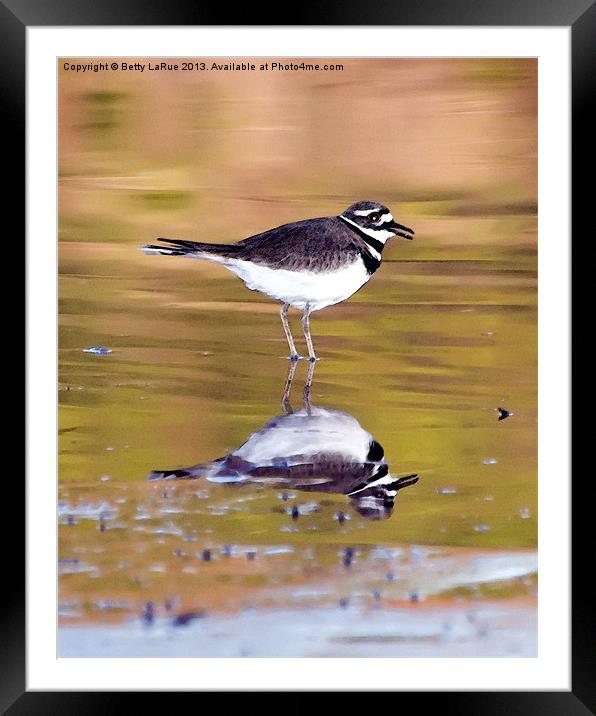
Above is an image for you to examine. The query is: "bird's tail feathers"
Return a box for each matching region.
[147,464,204,481]
[141,237,239,259]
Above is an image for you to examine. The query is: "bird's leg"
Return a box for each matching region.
[301,305,318,362]
[303,358,317,413]
[280,303,299,360]
[281,359,298,414]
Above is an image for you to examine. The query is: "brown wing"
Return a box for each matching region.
[234,217,365,272]
[246,456,380,495]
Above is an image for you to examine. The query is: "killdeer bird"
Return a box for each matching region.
[147,363,419,520]
[142,200,414,360]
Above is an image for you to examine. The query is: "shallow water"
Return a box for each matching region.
[58,239,537,650]
[58,58,537,656]
[59,601,537,658]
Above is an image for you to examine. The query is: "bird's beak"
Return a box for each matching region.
[392,473,419,490]
[388,220,415,240]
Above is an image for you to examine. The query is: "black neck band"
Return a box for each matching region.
[339,216,386,255]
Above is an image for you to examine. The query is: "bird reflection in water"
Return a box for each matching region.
[148,362,419,519]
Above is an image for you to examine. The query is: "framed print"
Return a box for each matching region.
[14,0,586,709]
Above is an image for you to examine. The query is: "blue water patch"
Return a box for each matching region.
[83,346,112,355]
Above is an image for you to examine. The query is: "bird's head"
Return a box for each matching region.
[340,200,415,242]
[349,465,419,521]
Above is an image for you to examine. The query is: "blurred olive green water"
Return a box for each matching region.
[58,59,537,648]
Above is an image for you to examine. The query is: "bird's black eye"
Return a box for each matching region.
[370,213,379,222]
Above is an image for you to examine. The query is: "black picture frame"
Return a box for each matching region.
[12,0,585,709]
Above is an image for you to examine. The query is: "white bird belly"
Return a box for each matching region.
[232,407,375,465]
[223,258,370,311]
